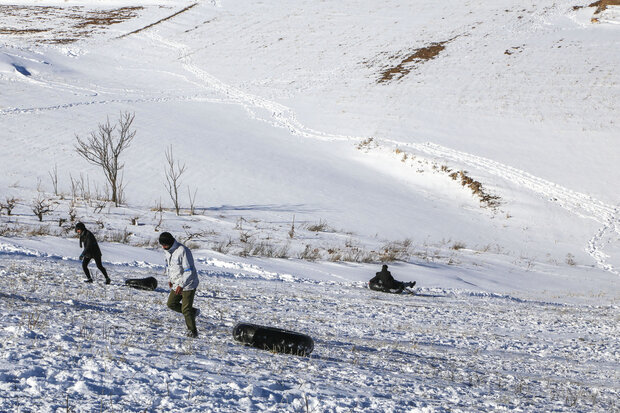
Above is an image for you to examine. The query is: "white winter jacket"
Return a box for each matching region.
[164,241,199,291]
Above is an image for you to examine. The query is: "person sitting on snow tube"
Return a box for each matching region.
[369,264,415,293]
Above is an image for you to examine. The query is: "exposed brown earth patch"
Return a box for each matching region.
[574,1,620,12]
[589,0,620,13]
[0,5,142,44]
[575,0,620,22]
[504,45,524,55]
[378,40,452,84]
[449,170,501,209]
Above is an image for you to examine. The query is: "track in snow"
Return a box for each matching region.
[151,33,620,277]
[2,23,618,276]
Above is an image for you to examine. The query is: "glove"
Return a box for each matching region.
[168,282,173,288]
[79,254,84,260]
[175,286,183,295]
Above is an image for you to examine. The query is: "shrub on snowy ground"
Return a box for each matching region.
[449,170,501,209]
[251,241,290,258]
[104,229,132,244]
[0,196,19,216]
[298,245,321,261]
[378,238,412,262]
[328,242,375,263]
[288,215,296,239]
[212,238,233,254]
[31,195,56,222]
[565,253,577,266]
[305,219,331,232]
[26,311,41,330]
[27,225,52,237]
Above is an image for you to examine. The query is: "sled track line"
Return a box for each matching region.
[401,142,615,221]
[0,95,234,116]
[0,99,147,115]
[149,34,359,143]
[116,3,198,39]
[393,141,619,276]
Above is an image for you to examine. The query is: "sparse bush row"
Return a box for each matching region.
[1,188,505,267]
[355,141,503,210]
[448,170,501,209]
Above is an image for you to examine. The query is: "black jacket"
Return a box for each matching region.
[79,229,102,259]
[370,268,397,289]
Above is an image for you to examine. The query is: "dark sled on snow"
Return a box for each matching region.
[125,277,158,291]
[368,280,405,294]
[233,323,314,356]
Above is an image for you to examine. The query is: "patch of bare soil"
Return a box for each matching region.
[0,5,142,44]
[574,0,620,12]
[378,40,451,84]
[504,45,524,56]
[589,0,620,13]
[449,170,501,209]
[573,0,620,22]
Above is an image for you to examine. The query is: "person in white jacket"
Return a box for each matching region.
[159,232,200,338]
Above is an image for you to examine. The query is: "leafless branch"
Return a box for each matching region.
[0,197,19,216]
[48,164,59,196]
[164,145,186,215]
[188,186,198,215]
[31,195,55,222]
[74,111,136,206]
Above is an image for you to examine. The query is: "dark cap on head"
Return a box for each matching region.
[75,222,86,232]
[159,232,175,246]
[382,264,388,271]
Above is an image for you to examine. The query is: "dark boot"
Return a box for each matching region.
[405,281,416,288]
[186,329,198,338]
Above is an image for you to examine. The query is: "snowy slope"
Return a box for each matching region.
[1,0,619,275]
[1,0,619,411]
[1,249,619,412]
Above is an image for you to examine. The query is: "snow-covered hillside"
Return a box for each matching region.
[1,0,619,411]
[1,250,619,412]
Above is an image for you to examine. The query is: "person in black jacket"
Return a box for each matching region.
[369,264,415,292]
[75,222,110,284]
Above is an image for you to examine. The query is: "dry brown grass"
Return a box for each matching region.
[587,0,620,22]
[574,0,620,16]
[73,7,143,29]
[449,170,501,209]
[589,0,620,13]
[378,40,452,84]
[0,5,142,44]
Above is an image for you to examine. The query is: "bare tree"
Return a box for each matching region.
[288,214,295,239]
[75,111,136,207]
[32,195,55,222]
[68,205,77,222]
[0,197,19,216]
[48,164,59,196]
[164,145,186,215]
[69,174,79,201]
[188,186,198,215]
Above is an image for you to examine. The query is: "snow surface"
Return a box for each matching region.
[1,0,619,411]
